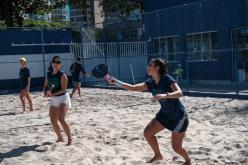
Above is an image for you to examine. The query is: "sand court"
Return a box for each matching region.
[0,88,247,165]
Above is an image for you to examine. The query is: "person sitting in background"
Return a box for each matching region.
[69,56,88,98]
[19,57,33,112]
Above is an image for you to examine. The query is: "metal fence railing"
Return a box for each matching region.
[69,42,147,86]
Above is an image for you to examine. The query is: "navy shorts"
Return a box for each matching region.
[72,81,81,87]
[155,112,189,133]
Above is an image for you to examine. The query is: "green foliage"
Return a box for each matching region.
[0,0,84,27]
[0,20,7,30]
[0,20,6,27]
[23,19,68,29]
[0,0,143,27]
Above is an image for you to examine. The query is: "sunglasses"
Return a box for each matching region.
[148,63,155,67]
[52,60,61,64]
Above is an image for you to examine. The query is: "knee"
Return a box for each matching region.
[58,117,66,124]
[50,118,58,125]
[26,97,32,102]
[50,116,58,125]
[143,129,153,139]
[172,144,183,153]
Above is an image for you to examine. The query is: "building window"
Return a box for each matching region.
[153,36,181,62]
[237,28,248,51]
[121,30,138,41]
[187,31,218,61]
[233,27,248,81]
[154,38,159,54]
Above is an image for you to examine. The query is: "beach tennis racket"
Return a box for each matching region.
[45,84,54,97]
[92,64,111,81]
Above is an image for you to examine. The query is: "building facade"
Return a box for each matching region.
[51,5,70,23]
[103,9,144,42]
[69,7,87,27]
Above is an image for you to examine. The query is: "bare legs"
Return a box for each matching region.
[19,89,33,112]
[19,92,26,112]
[144,118,191,164]
[49,104,72,145]
[144,119,164,163]
[49,106,63,142]
[70,84,81,98]
[58,104,72,145]
[171,132,191,165]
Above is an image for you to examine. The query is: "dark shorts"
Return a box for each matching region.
[72,81,81,87]
[155,112,189,133]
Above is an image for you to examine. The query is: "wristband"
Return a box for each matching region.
[114,79,124,87]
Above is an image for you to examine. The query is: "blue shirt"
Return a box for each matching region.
[145,74,185,121]
[19,67,30,89]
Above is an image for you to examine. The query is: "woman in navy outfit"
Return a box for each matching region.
[108,58,191,164]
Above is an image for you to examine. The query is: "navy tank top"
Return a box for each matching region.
[47,70,64,94]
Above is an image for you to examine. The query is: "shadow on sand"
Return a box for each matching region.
[0,144,49,163]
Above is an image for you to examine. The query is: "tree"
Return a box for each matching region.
[0,0,51,27]
[0,0,85,27]
[0,0,144,27]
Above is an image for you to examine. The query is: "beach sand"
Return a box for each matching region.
[0,88,247,165]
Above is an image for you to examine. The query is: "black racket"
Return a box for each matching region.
[92,64,110,81]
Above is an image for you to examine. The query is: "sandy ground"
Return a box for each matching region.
[0,88,248,165]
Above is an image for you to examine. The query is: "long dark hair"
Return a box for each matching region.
[48,62,53,72]
[150,58,168,76]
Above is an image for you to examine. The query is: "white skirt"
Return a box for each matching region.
[50,93,71,108]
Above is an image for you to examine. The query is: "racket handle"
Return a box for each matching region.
[104,74,123,87]
[49,84,55,92]
[104,74,110,81]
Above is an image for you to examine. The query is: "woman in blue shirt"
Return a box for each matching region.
[19,57,33,112]
[108,58,191,164]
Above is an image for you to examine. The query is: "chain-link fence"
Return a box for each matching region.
[0,26,147,91]
[143,0,248,98]
[0,0,247,98]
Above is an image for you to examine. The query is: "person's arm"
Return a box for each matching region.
[52,74,68,96]
[122,82,148,92]
[80,64,88,76]
[43,77,49,97]
[25,77,31,91]
[108,77,148,92]
[168,83,183,98]
[25,69,31,91]
[154,82,183,101]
